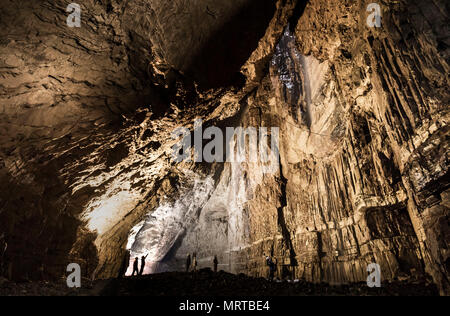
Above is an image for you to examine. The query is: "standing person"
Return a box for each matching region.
[264,253,274,281]
[269,259,277,282]
[131,257,139,276]
[139,254,148,276]
[192,253,198,272]
[213,255,219,273]
[186,254,191,272]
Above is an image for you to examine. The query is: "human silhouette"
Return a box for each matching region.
[213,255,218,273]
[139,254,148,276]
[264,253,276,281]
[132,257,139,276]
[186,254,191,272]
[271,257,278,281]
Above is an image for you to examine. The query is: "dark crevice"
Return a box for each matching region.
[186,0,276,90]
[288,0,308,33]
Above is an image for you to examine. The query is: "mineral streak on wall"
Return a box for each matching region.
[0,0,448,295]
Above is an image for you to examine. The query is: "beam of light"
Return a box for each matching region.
[83,189,140,235]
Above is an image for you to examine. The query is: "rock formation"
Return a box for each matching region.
[0,0,448,295]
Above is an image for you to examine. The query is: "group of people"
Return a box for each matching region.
[132,254,148,276]
[117,251,148,278]
[118,250,275,280]
[186,253,219,273]
[119,251,220,279]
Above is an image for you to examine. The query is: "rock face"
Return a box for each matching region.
[228,0,450,290]
[0,0,448,295]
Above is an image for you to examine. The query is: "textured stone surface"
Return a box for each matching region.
[225,0,449,294]
[0,0,288,281]
[0,0,448,295]
[159,0,449,294]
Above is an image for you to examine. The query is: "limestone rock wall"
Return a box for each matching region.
[225,0,449,294]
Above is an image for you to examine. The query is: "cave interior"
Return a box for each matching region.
[0,0,449,295]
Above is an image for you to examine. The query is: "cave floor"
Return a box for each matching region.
[0,270,439,296]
